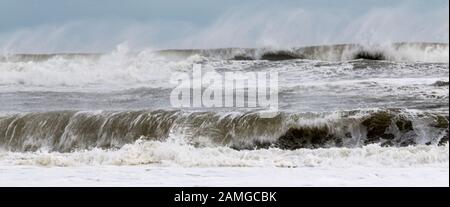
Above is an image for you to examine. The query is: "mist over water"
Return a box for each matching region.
[0,4,448,53]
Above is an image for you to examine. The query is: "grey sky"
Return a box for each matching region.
[0,0,448,52]
[0,0,445,29]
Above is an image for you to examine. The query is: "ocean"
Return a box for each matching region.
[0,43,448,186]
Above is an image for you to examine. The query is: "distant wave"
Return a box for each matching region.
[0,42,447,91]
[160,42,449,62]
[1,42,448,63]
[0,109,447,152]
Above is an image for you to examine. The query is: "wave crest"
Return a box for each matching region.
[0,109,447,152]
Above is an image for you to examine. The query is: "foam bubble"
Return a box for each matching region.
[1,139,447,168]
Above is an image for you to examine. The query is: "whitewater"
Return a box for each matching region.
[0,43,448,186]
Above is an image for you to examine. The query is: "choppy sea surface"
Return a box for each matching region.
[0,43,448,186]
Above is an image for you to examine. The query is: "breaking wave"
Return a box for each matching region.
[0,43,448,92]
[2,42,448,63]
[0,140,447,168]
[231,43,449,62]
[142,42,450,62]
[0,46,202,91]
[0,109,448,152]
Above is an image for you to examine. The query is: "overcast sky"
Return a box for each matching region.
[0,0,448,52]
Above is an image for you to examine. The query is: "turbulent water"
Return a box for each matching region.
[0,43,448,167]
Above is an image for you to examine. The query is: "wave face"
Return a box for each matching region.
[0,110,447,152]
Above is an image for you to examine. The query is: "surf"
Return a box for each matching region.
[0,109,447,152]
